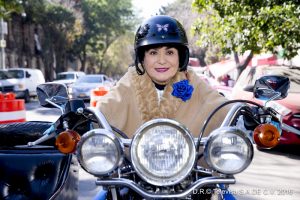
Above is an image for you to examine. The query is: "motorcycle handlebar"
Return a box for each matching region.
[85,107,113,132]
[120,137,208,147]
[281,123,300,136]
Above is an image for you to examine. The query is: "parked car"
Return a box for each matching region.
[53,71,86,87]
[70,74,112,100]
[231,64,300,145]
[0,70,16,93]
[0,68,45,102]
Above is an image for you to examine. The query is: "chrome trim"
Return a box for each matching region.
[27,124,56,146]
[120,137,208,147]
[86,107,113,131]
[195,137,208,145]
[120,138,131,147]
[264,91,281,107]
[221,103,247,127]
[194,167,213,176]
[282,123,300,136]
[130,118,196,186]
[77,128,124,176]
[46,99,65,113]
[96,177,235,199]
[293,114,300,118]
[204,127,254,174]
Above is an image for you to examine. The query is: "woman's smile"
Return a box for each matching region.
[155,67,169,73]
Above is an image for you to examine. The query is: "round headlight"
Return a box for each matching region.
[77,129,123,176]
[131,119,196,186]
[204,127,253,174]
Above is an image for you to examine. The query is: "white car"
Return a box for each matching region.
[53,71,86,87]
[70,74,112,100]
[0,70,16,93]
[0,68,45,102]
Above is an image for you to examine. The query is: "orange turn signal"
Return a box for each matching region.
[253,123,280,149]
[55,130,81,154]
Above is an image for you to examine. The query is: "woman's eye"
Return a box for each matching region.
[148,50,157,55]
[167,50,175,55]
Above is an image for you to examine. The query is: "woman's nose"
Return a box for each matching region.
[158,53,166,64]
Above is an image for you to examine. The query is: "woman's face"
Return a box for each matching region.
[143,46,179,85]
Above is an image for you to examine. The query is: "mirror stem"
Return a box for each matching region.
[46,99,64,114]
[264,91,281,106]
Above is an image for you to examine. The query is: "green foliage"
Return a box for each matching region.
[4,0,135,77]
[103,32,135,76]
[35,4,75,40]
[161,0,213,65]
[20,0,77,78]
[192,0,300,59]
[20,0,76,49]
[72,0,135,73]
[0,0,23,18]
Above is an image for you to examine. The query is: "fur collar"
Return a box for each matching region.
[129,67,189,122]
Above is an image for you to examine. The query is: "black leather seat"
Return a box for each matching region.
[0,122,78,200]
[0,149,70,200]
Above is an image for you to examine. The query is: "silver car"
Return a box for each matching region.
[53,71,86,88]
[70,74,111,100]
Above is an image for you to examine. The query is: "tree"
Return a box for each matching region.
[0,0,23,18]
[71,0,135,73]
[23,0,76,80]
[159,0,217,66]
[103,32,135,77]
[192,0,300,77]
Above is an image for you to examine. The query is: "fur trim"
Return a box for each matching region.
[129,67,188,122]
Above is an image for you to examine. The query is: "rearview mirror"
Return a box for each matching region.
[253,75,289,100]
[36,83,68,107]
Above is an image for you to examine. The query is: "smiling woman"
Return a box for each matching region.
[95,15,229,140]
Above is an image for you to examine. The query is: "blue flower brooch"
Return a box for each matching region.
[171,80,194,102]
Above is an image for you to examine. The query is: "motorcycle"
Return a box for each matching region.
[0,84,88,200]
[0,75,299,200]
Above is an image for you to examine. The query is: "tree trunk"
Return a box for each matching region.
[79,47,86,72]
[235,51,253,79]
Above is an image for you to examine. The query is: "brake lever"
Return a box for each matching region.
[27,124,56,146]
[27,115,63,146]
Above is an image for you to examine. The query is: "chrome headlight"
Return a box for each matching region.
[204,127,253,174]
[131,119,196,186]
[77,129,123,176]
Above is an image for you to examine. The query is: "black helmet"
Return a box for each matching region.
[134,15,189,75]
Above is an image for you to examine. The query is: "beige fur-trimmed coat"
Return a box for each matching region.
[96,67,229,138]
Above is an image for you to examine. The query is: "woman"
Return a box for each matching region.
[96,15,228,138]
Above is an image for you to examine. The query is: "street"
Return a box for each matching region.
[25,100,300,200]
